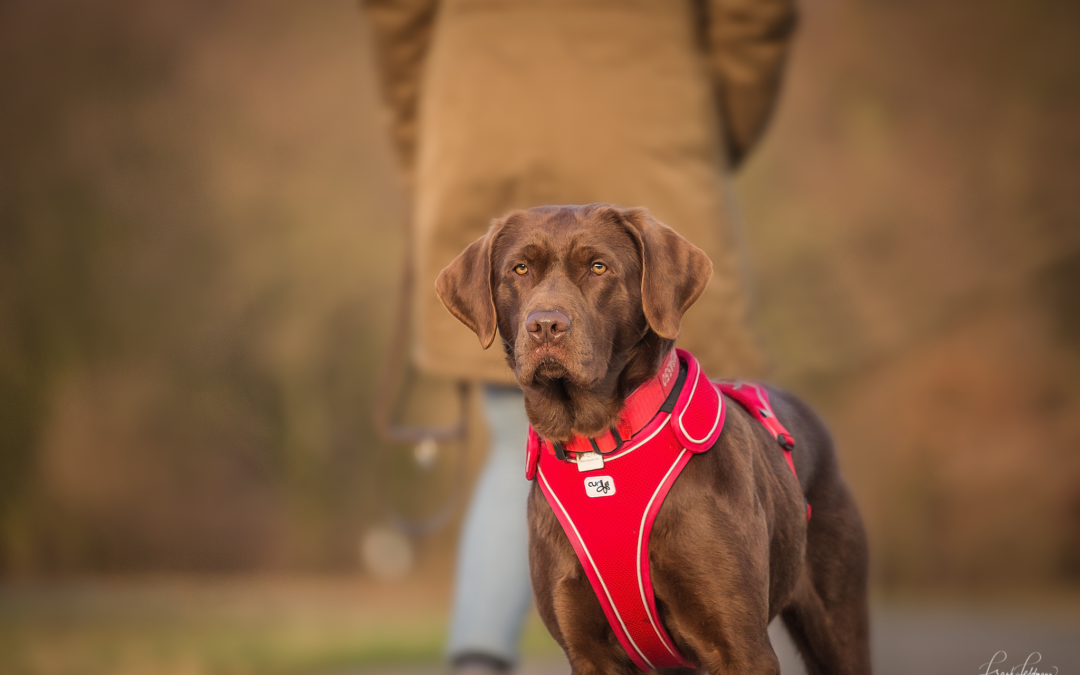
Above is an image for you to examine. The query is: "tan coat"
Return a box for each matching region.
[364,0,796,385]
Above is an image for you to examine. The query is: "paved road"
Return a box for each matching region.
[350,606,1080,675]
[865,607,1079,675]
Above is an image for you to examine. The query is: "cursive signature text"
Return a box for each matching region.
[980,651,1058,675]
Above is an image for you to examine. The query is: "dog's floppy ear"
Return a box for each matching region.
[435,216,510,349]
[609,206,713,340]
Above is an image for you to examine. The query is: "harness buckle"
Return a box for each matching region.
[609,426,625,453]
[589,427,625,456]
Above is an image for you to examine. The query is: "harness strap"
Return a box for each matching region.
[716,382,811,521]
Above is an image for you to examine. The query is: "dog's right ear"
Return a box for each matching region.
[435,217,509,349]
[606,206,713,341]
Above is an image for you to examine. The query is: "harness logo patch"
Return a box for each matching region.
[584,476,615,498]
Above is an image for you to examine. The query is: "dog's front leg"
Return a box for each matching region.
[654,577,782,674]
[650,511,783,675]
[663,594,781,675]
[527,487,641,675]
[556,592,643,675]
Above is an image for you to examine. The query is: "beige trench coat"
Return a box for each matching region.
[365,0,796,385]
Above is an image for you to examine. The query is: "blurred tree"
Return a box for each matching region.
[739,0,1080,590]
[0,0,407,575]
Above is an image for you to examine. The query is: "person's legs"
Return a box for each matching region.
[446,385,533,671]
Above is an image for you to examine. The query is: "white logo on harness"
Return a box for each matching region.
[584,476,616,498]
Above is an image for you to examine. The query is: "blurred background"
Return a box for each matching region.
[1,0,1078,673]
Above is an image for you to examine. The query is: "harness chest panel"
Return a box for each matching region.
[526,349,804,672]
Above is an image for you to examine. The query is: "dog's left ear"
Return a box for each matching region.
[606,206,713,340]
[435,216,511,349]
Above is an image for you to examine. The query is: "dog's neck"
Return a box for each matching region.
[521,332,674,442]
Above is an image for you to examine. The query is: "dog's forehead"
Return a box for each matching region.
[499,207,631,256]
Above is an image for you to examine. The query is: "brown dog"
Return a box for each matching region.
[436,204,870,675]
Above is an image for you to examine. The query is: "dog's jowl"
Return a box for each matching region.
[437,204,870,675]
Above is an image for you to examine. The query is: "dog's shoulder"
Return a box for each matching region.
[756,384,838,490]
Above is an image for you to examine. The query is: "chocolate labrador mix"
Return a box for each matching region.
[436,204,870,675]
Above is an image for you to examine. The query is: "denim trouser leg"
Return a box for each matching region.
[446,385,534,664]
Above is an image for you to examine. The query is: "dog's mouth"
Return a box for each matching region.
[517,350,585,389]
[520,353,570,382]
[535,356,570,380]
[513,331,604,389]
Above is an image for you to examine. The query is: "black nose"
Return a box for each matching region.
[526,310,572,344]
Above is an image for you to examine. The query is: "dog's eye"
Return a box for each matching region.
[591,262,607,275]
[514,264,528,275]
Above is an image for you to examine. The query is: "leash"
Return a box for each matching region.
[371,205,470,537]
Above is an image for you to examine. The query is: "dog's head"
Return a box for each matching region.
[436,204,712,440]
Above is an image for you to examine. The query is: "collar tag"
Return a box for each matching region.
[576,451,605,472]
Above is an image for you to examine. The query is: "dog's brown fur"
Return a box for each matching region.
[437,204,870,675]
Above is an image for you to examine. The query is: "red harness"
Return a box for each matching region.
[525,349,806,671]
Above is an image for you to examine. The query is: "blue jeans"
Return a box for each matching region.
[446,385,534,665]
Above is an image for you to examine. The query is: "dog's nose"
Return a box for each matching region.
[526,310,571,344]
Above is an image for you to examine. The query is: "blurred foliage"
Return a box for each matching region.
[0,0,409,574]
[0,0,1078,596]
[738,0,1080,590]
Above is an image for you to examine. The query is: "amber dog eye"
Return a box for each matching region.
[514,264,528,275]
[591,262,607,275]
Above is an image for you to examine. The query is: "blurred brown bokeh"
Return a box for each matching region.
[1,0,1078,598]
[0,0,408,575]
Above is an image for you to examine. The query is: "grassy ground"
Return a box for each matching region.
[0,577,561,675]
[4,577,1080,675]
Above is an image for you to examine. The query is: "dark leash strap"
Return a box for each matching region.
[371,205,470,537]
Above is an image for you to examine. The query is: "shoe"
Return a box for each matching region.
[450,651,512,674]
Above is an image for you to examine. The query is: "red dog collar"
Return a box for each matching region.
[525,349,806,671]
[552,348,681,460]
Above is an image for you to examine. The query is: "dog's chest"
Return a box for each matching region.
[528,349,726,671]
[527,349,808,671]
[534,421,698,670]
